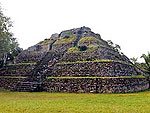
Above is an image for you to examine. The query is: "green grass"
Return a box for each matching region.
[0,91,149,113]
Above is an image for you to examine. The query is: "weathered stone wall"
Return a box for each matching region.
[0,77,25,90]
[0,77,149,93]
[0,64,35,76]
[15,51,47,63]
[52,43,74,53]
[50,62,137,77]
[60,26,91,38]
[43,78,149,93]
[15,38,57,64]
[61,51,100,62]
[61,47,131,63]
[114,62,137,76]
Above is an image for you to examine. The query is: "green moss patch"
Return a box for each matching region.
[0,76,27,78]
[87,44,98,51]
[67,47,80,53]
[67,44,98,53]
[57,59,113,65]
[7,62,36,66]
[78,37,99,45]
[47,75,146,79]
[38,39,53,45]
[54,36,76,45]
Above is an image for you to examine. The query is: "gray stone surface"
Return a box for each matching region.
[49,62,137,77]
[43,78,149,93]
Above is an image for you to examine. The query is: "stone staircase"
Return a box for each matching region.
[15,81,42,92]
[31,51,63,80]
[14,51,63,92]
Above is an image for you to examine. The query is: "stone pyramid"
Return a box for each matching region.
[0,27,149,93]
[16,26,138,77]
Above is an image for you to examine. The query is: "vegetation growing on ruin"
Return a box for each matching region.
[0,91,149,113]
[64,31,73,36]
[87,44,98,51]
[57,59,113,65]
[47,75,146,79]
[57,59,133,65]
[7,62,36,66]
[67,46,80,53]
[67,44,98,53]
[0,76,27,78]
[78,37,99,45]
[54,35,76,45]
[38,39,52,45]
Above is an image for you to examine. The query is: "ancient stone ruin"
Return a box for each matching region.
[0,26,149,93]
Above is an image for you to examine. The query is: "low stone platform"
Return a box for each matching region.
[0,76,149,93]
[43,77,149,93]
[0,63,36,76]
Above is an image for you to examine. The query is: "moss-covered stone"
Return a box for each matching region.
[78,36,99,45]
[67,46,80,53]
[54,35,76,45]
[38,39,52,45]
[67,44,98,53]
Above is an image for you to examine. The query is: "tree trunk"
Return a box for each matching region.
[3,53,7,66]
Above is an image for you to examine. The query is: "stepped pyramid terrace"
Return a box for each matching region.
[0,26,149,93]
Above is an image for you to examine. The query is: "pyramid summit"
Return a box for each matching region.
[0,26,149,93]
[16,26,132,64]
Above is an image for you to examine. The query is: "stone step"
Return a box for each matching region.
[15,81,41,92]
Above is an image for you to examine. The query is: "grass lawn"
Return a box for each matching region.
[0,90,150,113]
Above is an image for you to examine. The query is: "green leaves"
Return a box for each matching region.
[0,5,19,58]
[141,52,150,74]
[130,57,138,65]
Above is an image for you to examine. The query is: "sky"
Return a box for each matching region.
[0,0,150,62]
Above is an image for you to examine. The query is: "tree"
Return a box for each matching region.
[130,57,138,65]
[141,52,150,74]
[141,52,150,89]
[114,44,121,51]
[0,5,19,66]
[11,47,23,57]
[107,40,113,46]
[107,40,122,53]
